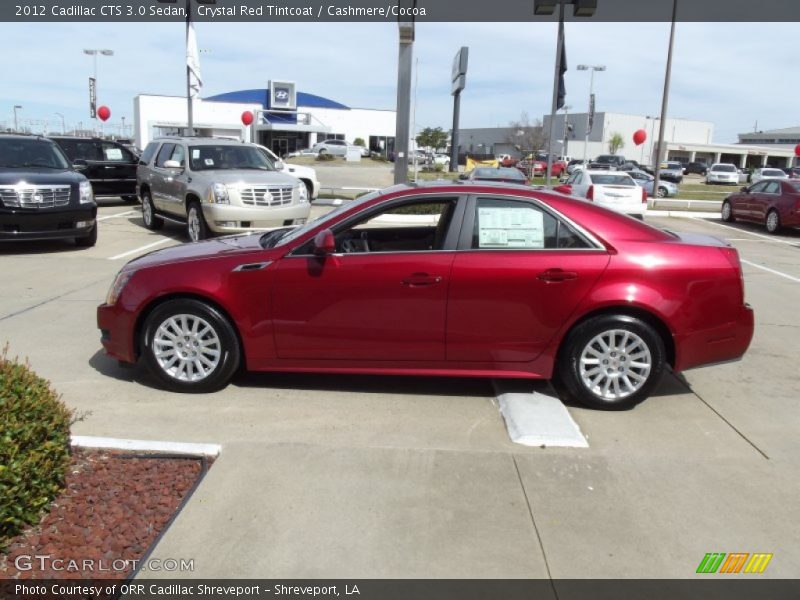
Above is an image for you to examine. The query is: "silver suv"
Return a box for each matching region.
[137,137,310,242]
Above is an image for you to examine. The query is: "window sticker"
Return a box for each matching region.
[204,158,214,166]
[104,148,123,160]
[478,206,544,249]
[191,149,201,159]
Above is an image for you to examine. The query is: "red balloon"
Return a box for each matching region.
[97,106,111,122]
[241,111,254,126]
[794,144,800,157]
[633,129,647,146]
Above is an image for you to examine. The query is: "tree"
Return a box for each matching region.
[352,137,365,147]
[608,132,625,154]
[415,127,449,152]
[505,112,545,155]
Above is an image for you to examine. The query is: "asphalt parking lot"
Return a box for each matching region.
[1,198,798,579]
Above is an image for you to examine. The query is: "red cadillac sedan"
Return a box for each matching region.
[721,179,800,234]
[97,182,754,410]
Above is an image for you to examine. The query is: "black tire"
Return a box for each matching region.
[141,189,163,231]
[765,209,781,234]
[301,179,314,200]
[555,314,666,410]
[122,195,138,204]
[186,200,209,242]
[141,299,241,393]
[721,200,735,223]
[75,223,97,247]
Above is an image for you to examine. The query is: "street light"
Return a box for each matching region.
[55,112,65,134]
[576,64,605,165]
[394,0,416,184]
[84,48,114,134]
[536,0,599,185]
[12,105,22,132]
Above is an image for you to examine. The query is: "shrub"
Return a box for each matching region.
[0,349,73,549]
[316,153,335,162]
[352,137,365,147]
[370,154,388,163]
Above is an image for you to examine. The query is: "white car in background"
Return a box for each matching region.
[259,145,320,200]
[311,139,352,157]
[433,153,450,166]
[706,163,740,185]
[750,167,789,185]
[559,169,648,216]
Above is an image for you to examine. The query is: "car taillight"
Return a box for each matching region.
[642,186,648,203]
[586,185,594,201]
[719,246,745,305]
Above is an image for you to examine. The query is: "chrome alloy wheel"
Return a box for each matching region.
[578,329,652,401]
[142,197,153,226]
[152,314,221,382]
[721,202,732,221]
[188,207,201,242]
[766,211,779,233]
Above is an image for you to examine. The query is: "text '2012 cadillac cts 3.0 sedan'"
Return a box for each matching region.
[97,182,754,410]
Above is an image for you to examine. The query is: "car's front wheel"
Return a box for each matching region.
[765,209,781,234]
[721,201,735,222]
[142,299,241,393]
[141,190,163,230]
[187,201,209,242]
[656,186,668,198]
[555,315,666,410]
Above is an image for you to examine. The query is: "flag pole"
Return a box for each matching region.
[545,0,565,186]
[186,0,193,135]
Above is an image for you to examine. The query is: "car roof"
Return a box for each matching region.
[152,136,247,146]
[0,132,57,142]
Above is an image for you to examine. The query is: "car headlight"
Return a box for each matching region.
[296,182,309,203]
[105,270,133,306]
[79,181,94,204]
[211,183,230,204]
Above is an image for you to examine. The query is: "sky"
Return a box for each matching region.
[0,20,794,142]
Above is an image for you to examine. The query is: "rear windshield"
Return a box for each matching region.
[712,164,736,172]
[666,162,682,169]
[763,169,785,176]
[591,174,635,186]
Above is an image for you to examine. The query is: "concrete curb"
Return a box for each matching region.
[71,435,221,457]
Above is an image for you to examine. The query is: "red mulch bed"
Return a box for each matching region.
[1,447,207,580]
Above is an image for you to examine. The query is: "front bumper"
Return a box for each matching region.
[202,202,311,234]
[97,301,137,364]
[0,206,97,241]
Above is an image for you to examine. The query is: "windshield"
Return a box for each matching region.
[712,164,736,172]
[763,169,785,176]
[0,138,71,169]
[261,190,383,248]
[189,145,275,171]
[591,174,635,186]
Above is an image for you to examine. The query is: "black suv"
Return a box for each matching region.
[683,161,708,176]
[0,134,97,246]
[50,136,138,202]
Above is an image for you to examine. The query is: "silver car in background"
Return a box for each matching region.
[137,137,310,242]
[310,139,351,157]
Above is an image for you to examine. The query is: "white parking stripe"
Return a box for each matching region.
[98,209,138,222]
[741,259,800,284]
[689,217,798,246]
[108,238,171,261]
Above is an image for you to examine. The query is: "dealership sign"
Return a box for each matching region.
[269,80,296,110]
[88,77,96,118]
[451,47,468,96]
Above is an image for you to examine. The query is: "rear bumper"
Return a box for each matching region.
[97,302,137,364]
[0,206,96,241]
[673,304,755,372]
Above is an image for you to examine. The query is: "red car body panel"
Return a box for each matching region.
[727,180,800,228]
[97,183,754,381]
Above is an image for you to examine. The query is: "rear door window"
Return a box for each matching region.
[100,141,133,162]
[139,142,159,166]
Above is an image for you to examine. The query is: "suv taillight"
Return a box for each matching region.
[642,186,648,203]
[586,185,594,201]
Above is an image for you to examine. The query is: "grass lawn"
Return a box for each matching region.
[287,156,392,169]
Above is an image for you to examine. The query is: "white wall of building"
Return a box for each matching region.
[134,94,397,150]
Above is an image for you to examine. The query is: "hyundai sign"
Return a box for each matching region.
[269,80,296,110]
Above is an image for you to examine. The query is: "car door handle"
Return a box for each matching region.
[537,268,578,282]
[401,273,442,287]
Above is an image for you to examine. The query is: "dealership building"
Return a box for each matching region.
[133,81,397,157]
[460,112,796,168]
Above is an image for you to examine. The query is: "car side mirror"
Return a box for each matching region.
[553,184,572,194]
[458,173,468,180]
[274,160,285,170]
[313,229,336,256]
[163,160,183,170]
[72,159,88,171]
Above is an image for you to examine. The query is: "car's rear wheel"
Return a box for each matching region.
[555,315,666,410]
[657,186,668,198]
[187,201,209,242]
[721,200,735,222]
[142,299,240,393]
[765,209,781,234]
[75,223,97,247]
[141,190,163,230]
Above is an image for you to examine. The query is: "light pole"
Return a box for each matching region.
[55,112,65,134]
[83,48,114,135]
[652,0,678,202]
[394,0,416,185]
[577,64,605,165]
[13,105,22,132]
[560,105,572,160]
